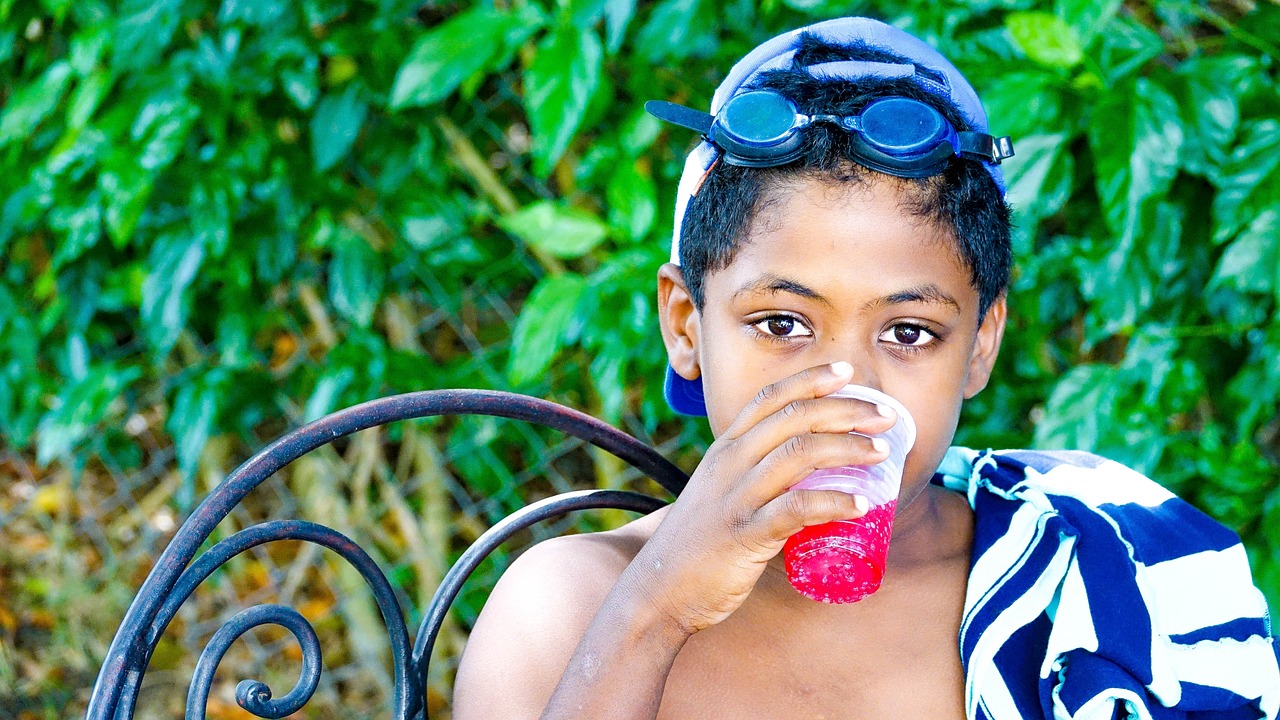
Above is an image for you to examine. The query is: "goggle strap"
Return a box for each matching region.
[644,101,713,136]
[958,132,1015,163]
[995,136,1015,160]
[647,94,1016,171]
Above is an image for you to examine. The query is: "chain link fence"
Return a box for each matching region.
[0,74,702,720]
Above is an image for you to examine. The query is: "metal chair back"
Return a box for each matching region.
[84,389,687,720]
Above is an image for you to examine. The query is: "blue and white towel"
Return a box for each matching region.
[935,447,1280,719]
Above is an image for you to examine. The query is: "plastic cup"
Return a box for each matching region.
[782,384,916,604]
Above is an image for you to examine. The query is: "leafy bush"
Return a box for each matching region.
[2,0,1279,711]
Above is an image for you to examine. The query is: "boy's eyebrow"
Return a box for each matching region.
[735,276,962,314]
[735,274,833,306]
[862,283,962,314]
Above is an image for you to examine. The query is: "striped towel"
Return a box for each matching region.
[934,447,1280,719]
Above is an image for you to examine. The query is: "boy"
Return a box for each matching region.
[454,17,1280,719]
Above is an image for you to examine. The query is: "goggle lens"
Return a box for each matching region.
[859,97,950,157]
[719,91,799,147]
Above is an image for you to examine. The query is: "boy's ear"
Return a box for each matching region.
[657,263,701,381]
[963,294,1007,400]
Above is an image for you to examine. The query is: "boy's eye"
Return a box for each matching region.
[879,323,935,347]
[753,315,812,338]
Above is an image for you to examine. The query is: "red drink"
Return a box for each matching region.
[780,385,914,604]
[783,500,897,603]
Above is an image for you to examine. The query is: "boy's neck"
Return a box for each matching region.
[886,483,974,568]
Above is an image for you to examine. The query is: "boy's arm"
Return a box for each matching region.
[456,362,894,719]
[535,555,693,718]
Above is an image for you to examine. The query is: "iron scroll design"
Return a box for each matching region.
[85,389,688,720]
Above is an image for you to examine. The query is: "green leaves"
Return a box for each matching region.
[0,60,72,147]
[167,369,223,491]
[1035,332,1194,474]
[112,0,185,71]
[634,0,714,62]
[1006,12,1083,68]
[328,229,384,328]
[135,91,198,172]
[982,72,1067,141]
[141,233,206,357]
[49,200,104,269]
[524,25,603,177]
[1078,201,1185,343]
[1035,364,1115,452]
[498,201,608,259]
[1209,120,1280,307]
[1176,56,1252,180]
[1002,133,1073,235]
[99,160,154,248]
[508,273,589,385]
[304,367,355,423]
[390,5,544,109]
[94,86,200,247]
[36,364,142,466]
[0,287,43,446]
[1211,208,1280,300]
[1053,0,1121,47]
[66,70,114,130]
[311,86,368,172]
[1093,15,1163,84]
[606,159,657,242]
[1212,119,1280,245]
[604,0,637,52]
[1088,78,1183,239]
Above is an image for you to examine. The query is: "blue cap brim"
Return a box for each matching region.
[664,365,707,416]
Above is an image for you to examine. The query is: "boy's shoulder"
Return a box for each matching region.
[451,506,670,718]
[480,502,670,620]
[532,502,669,569]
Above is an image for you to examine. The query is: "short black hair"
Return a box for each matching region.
[678,34,1013,321]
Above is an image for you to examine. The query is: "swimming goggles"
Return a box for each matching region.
[645,89,1014,176]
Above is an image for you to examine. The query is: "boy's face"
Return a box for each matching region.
[659,176,1006,508]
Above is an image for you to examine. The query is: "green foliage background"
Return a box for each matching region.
[2,0,1279,713]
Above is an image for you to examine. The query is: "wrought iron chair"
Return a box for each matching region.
[84,389,689,720]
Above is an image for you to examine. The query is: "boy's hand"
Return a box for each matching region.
[627,361,897,635]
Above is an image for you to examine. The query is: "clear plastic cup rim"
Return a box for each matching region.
[828,384,917,453]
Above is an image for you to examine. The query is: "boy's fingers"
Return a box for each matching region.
[720,362,855,441]
[735,432,890,505]
[752,489,868,543]
[726,395,896,469]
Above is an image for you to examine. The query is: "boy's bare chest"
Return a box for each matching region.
[656,561,970,720]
